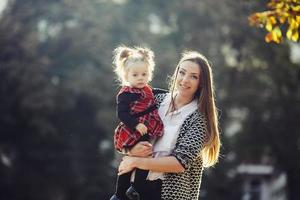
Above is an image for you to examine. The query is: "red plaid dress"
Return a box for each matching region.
[114,85,164,151]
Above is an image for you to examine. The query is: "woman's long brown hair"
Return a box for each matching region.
[169,51,221,167]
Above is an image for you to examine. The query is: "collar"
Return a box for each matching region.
[161,93,198,115]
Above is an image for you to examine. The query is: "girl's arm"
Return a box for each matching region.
[118,156,184,176]
[117,92,140,130]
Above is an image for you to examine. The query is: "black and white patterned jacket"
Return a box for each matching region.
[154,92,208,200]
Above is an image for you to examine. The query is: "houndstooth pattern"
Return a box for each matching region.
[154,92,167,105]
[154,93,208,200]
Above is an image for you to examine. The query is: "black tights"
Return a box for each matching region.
[114,169,149,199]
[135,179,162,200]
[114,135,157,199]
[114,175,162,200]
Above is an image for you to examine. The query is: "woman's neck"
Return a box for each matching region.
[166,93,194,114]
[175,94,194,108]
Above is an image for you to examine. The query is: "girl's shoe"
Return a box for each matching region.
[125,186,140,200]
[109,194,121,200]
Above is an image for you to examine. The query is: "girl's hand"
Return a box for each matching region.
[129,141,153,157]
[135,123,148,135]
[118,156,138,175]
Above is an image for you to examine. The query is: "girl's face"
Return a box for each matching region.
[176,60,201,99]
[125,61,150,88]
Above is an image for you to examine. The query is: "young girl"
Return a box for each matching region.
[110,46,164,200]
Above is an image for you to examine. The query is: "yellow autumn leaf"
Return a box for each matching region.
[282,12,289,18]
[273,26,282,37]
[266,19,273,31]
[274,26,283,43]
[279,15,287,23]
[267,2,275,8]
[248,14,260,26]
[275,2,284,9]
[288,18,296,29]
[249,0,300,44]
[265,32,273,43]
[291,18,299,29]
[291,5,300,12]
[284,2,290,10]
[286,28,293,39]
[271,29,281,43]
[270,16,277,24]
[291,30,299,41]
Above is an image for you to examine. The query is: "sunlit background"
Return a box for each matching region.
[1,0,299,200]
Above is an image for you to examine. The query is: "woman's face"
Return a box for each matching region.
[175,60,201,99]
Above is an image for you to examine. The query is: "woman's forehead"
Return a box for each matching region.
[179,60,200,74]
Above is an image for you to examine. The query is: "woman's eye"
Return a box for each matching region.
[179,71,185,75]
[191,75,198,79]
[142,73,147,76]
[133,74,137,77]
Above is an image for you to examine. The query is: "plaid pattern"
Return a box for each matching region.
[114,85,164,151]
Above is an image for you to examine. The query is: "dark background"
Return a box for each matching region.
[0,0,299,199]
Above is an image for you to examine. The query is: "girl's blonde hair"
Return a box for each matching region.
[169,51,221,167]
[113,45,155,86]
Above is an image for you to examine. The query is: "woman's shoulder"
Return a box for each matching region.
[152,88,168,95]
[183,109,207,126]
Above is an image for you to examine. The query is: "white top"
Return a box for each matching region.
[147,93,198,180]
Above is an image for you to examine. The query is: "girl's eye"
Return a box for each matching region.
[142,73,147,76]
[133,74,137,77]
[179,70,185,75]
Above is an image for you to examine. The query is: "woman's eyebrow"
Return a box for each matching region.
[179,67,199,75]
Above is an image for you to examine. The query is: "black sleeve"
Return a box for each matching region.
[171,113,207,170]
[117,92,140,131]
[152,88,168,95]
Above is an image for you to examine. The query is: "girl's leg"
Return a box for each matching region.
[133,134,150,186]
[126,134,150,199]
[136,179,162,200]
[133,169,149,191]
[111,172,131,200]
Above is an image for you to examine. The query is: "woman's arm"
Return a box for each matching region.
[171,112,207,169]
[120,112,207,174]
[118,156,184,176]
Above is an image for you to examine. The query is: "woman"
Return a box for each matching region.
[118,51,221,200]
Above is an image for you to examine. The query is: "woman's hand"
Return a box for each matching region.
[129,141,153,157]
[118,156,138,175]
